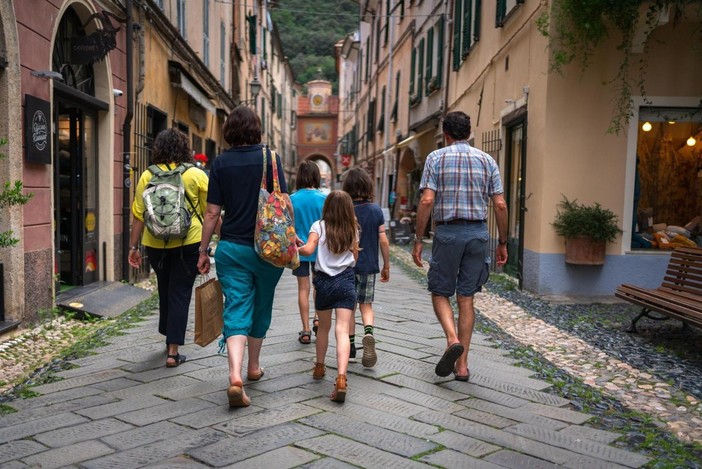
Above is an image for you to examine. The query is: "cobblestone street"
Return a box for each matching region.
[0,252,674,468]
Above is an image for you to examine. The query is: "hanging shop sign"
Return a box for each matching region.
[70,10,124,64]
[24,94,51,164]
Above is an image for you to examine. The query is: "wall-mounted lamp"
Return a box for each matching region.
[31,70,63,81]
[642,121,652,132]
[239,76,261,106]
[687,136,697,147]
[113,89,124,97]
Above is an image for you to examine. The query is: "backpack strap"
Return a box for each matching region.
[178,163,204,225]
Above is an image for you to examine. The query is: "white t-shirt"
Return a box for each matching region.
[310,220,356,276]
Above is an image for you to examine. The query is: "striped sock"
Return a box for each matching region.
[364,325,374,335]
[349,335,355,346]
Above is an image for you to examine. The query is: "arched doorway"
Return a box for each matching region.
[301,154,335,193]
[53,4,112,290]
[395,147,419,218]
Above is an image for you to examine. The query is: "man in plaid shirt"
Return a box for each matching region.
[412,111,509,381]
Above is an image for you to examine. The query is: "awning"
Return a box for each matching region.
[169,61,216,114]
[381,128,435,155]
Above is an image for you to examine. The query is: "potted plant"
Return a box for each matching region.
[552,196,622,265]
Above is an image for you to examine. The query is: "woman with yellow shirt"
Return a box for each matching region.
[128,128,209,367]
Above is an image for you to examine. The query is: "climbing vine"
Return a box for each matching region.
[537,0,702,134]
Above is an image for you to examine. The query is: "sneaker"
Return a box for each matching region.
[362,334,377,368]
[349,343,357,362]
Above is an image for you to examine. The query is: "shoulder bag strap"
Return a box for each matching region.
[268,146,281,193]
[260,146,268,190]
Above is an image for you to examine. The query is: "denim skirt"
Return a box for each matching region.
[313,267,357,311]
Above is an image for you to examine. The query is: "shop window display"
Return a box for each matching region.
[633,107,702,250]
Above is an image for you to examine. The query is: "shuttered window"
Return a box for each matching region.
[452,1,462,70]
[409,47,416,95]
[496,0,524,27]
[425,27,434,95]
[417,38,424,100]
[391,71,400,122]
[436,15,445,87]
[378,86,386,133]
[453,0,482,70]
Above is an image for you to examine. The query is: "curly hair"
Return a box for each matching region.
[442,111,471,141]
[151,128,192,165]
[321,190,359,255]
[223,106,262,146]
[342,167,374,200]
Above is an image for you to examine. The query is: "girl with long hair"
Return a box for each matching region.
[298,190,359,402]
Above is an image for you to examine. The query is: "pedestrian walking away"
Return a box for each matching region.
[128,128,209,368]
[197,106,291,408]
[298,190,360,403]
[412,111,509,381]
[342,167,390,368]
[290,160,327,344]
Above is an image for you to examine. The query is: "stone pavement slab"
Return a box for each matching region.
[0,260,652,468]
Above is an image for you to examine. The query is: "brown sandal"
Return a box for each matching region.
[312,362,326,380]
[330,374,347,403]
[227,383,251,407]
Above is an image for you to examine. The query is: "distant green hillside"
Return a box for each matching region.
[270,0,358,89]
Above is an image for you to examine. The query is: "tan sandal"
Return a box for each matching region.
[330,374,347,403]
[227,383,251,407]
[312,362,326,380]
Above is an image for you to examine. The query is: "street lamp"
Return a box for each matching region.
[239,76,261,106]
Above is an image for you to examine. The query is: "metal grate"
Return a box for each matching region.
[132,103,153,281]
[482,129,503,271]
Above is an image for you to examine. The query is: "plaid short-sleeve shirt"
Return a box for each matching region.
[419,141,504,222]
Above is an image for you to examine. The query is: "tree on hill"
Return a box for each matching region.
[270,0,358,90]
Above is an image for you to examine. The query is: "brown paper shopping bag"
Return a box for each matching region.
[194,277,224,347]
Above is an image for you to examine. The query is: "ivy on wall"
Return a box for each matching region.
[537,0,702,134]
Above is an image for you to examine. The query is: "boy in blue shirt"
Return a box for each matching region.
[342,168,390,367]
[291,161,327,344]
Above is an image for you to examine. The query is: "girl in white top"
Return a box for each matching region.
[298,190,359,402]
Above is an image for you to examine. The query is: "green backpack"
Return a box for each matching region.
[142,163,199,242]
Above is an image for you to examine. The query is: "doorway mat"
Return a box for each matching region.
[56,282,152,318]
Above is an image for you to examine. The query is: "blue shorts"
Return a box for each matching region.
[292,261,315,277]
[428,224,490,297]
[313,267,356,311]
[214,240,284,339]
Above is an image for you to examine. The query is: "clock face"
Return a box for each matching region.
[312,94,323,107]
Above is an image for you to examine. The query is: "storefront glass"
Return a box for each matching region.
[633,107,702,250]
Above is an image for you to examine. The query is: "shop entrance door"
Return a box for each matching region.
[504,118,527,286]
[55,102,98,289]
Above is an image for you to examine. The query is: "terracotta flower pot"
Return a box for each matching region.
[565,236,606,265]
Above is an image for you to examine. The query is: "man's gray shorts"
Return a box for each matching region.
[428,224,490,297]
[355,273,376,304]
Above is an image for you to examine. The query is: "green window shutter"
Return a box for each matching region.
[409,47,416,95]
[247,15,257,55]
[417,38,424,99]
[400,0,405,18]
[474,0,482,42]
[365,41,370,82]
[462,0,472,58]
[452,1,462,70]
[378,86,386,132]
[392,71,400,121]
[437,15,445,87]
[375,18,381,62]
[426,28,434,94]
[384,0,390,45]
[261,97,266,130]
[496,0,506,27]
[263,28,267,60]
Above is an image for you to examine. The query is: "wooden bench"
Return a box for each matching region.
[615,246,702,332]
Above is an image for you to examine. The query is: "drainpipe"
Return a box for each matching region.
[121,0,134,281]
